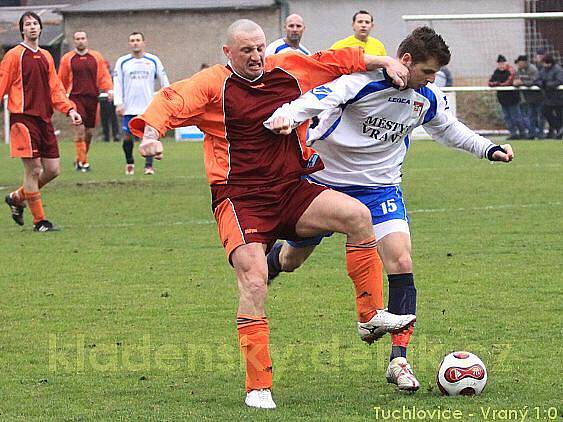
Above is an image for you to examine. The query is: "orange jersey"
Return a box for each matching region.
[0,43,74,120]
[130,47,366,186]
[59,49,112,96]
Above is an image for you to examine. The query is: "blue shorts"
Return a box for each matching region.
[287,180,409,248]
[122,115,136,136]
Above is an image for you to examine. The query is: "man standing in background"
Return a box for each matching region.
[1,11,81,231]
[114,32,169,175]
[265,14,310,57]
[59,31,113,171]
[513,55,544,139]
[331,10,386,56]
[100,59,121,143]
[489,54,528,139]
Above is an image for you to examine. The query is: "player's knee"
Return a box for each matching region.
[346,203,372,235]
[28,164,43,179]
[391,253,413,274]
[280,246,307,273]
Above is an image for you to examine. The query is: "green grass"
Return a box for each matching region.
[0,138,561,420]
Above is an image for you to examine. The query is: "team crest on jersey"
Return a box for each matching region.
[413,101,424,117]
[311,86,332,100]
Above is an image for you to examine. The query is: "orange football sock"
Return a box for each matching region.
[10,186,26,205]
[346,235,384,323]
[237,314,272,392]
[391,325,414,348]
[25,191,45,224]
[75,138,87,164]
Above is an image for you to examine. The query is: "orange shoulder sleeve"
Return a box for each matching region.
[0,48,18,98]
[58,52,73,93]
[92,50,112,92]
[1,46,25,112]
[130,65,228,138]
[267,47,366,93]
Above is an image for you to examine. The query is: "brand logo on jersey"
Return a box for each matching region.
[388,97,411,104]
[413,101,424,116]
[311,86,332,100]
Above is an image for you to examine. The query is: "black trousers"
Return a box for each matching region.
[543,105,562,134]
[100,98,120,142]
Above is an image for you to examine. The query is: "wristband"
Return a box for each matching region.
[487,145,507,161]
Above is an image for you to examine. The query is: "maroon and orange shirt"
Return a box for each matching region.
[59,49,112,97]
[130,47,366,186]
[0,43,74,121]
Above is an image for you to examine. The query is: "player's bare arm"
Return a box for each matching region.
[139,125,163,159]
[364,55,408,87]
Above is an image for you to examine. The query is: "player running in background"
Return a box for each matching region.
[1,11,81,232]
[114,32,169,175]
[330,10,386,55]
[130,19,414,409]
[265,14,310,57]
[59,31,113,172]
[265,26,514,392]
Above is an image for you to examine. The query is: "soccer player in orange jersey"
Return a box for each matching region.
[59,31,113,172]
[0,11,81,231]
[131,19,415,409]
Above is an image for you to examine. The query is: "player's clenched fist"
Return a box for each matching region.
[139,139,163,160]
[269,116,293,135]
[139,125,163,159]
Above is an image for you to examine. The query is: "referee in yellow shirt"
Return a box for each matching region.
[331,10,386,56]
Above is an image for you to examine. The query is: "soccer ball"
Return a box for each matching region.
[437,351,487,396]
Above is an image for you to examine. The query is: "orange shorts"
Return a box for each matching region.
[211,178,329,261]
[9,114,59,159]
[70,94,98,128]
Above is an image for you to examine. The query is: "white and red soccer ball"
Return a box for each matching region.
[437,351,487,396]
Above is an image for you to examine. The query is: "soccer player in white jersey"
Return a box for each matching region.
[264,26,514,392]
[114,32,169,175]
[265,14,311,57]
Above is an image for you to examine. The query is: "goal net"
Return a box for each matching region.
[403,11,563,133]
[403,12,563,86]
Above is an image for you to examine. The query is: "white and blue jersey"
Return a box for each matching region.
[113,52,169,116]
[266,69,497,244]
[267,69,495,187]
[264,37,311,57]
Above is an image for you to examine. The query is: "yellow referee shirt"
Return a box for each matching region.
[330,35,386,56]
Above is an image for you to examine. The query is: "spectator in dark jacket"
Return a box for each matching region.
[489,54,528,139]
[513,55,544,138]
[535,55,563,139]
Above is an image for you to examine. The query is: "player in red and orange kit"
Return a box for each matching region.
[131,19,415,409]
[59,31,113,172]
[1,11,81,231]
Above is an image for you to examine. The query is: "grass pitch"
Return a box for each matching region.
[0,138,561,420]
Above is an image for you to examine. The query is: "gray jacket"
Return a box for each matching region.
[515,63,544,104]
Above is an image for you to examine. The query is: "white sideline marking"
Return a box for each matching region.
[77,201,561,229]
[410,201,561,214]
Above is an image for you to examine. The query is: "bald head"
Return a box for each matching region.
[284,14,305,46]
[226,19,264,46]
[285,14,304,26]
[223,19,266,80]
